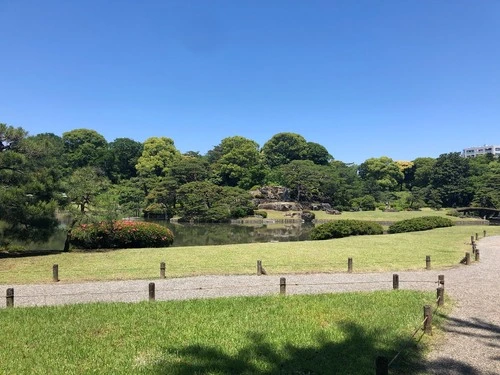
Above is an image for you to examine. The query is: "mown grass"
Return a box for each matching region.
[1,226,497,284]
[263,207,484,222]
[0,290,448,375]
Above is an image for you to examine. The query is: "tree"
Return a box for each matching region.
[66,167,110,214]
[358,157,404,193]
[209,136,265,189]
[275,160,326,202]
[106,137,143,181]
[176,181,253,222]
[62,128,108,170]
[304,142,332,165]
[144,177,178,219]
[261,133,309,168]
[429,152,473,207]
[410,157,436,189]
[170,155,211,185]
[135,137,181,177]
[471,162,500,208]
[0,124,59,245]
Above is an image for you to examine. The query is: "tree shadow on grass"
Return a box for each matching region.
[146,321,475,375]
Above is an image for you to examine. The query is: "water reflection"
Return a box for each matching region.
[20,222,314,250]
[158,222,314,247]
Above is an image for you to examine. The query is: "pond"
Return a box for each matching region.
[20,221,315,250]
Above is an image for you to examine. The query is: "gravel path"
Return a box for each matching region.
[2,236,500,374]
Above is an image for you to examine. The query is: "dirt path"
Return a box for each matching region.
[2,236,500,374]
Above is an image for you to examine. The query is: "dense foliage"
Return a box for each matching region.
[1,121,499,249]
[70,220,174,249]
[388,216,454,234]
[310,220,384,240]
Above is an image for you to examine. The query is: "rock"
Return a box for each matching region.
[301,211,315,222]
[257,202,303,211]
[250,186,290,201]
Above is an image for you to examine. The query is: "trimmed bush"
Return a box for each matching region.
[253,210,268,218]
[388,216,454,234]
[446,209,461,217]
[70,220,174,250]
[310,220,383,240]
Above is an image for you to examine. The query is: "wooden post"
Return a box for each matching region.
[149,282,155,301]
[257,260,262,276]
[475,232,479,241]
[393,274,399,290]
[424,305,432,335]
[471,235,475,245]
[465,252,471,265]
[472,242,477,254]
[483,230,487,237]
[375,356,389,375]
[6,288,14,308]
[347,258,353,273]
[160,262,166,279]
[426,256,431,270]
[437,287,444,307]
[53,264,59,282]
[280,277,286,295]
[438,274,444,287]
[475,249,480,262]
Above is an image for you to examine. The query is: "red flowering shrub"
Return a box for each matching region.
[70,220,174,250]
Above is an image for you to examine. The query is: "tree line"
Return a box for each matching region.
[1,123,499,245]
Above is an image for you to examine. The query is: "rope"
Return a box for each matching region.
[388,316,428,367]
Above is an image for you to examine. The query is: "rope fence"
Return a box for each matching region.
[3,233,486,373]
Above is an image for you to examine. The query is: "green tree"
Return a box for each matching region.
[410,157,436,189]
[170,155,211,185]
[471,162,500,208]
[135,137,181,177]
[209,136,265,189]
[304,142,332,165]
[106,137,143,181]
[358,156,404,193]
[429,152,473,207]
[275,160,326,202]
[62,128,108,170]
[66,167,111,214]
[176,181,253,222]
[0,124,59,244]
[261,133,309,168]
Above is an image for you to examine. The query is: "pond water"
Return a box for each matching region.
[22,222,315,250]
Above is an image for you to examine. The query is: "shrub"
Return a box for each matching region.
[253,210,268,218]
[446,209,462,217]
[70,220,174,250]
[310,220,383,240]
[388,216,454,234]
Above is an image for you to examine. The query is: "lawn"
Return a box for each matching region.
[0,290,447,375]
[263,207,485,222]
[1,225,497,284]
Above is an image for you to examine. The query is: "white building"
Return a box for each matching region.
[462,145,500,158]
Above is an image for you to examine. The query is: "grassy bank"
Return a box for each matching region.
[1,226,497,284]
[263,207,485,222]
[0,290,447,374]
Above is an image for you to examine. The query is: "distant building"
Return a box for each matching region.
[462,145,500,158]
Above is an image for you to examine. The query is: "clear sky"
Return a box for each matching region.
[1,0,499,164]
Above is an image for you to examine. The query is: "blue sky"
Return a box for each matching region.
[1,0,499,164]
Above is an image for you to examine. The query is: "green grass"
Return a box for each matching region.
[264,207,485,222]
[1,226,497,284]
[0,291,448,374]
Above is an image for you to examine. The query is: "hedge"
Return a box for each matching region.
[388,216,454,234]
[70,220,174,250]
[310,220,384,240]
